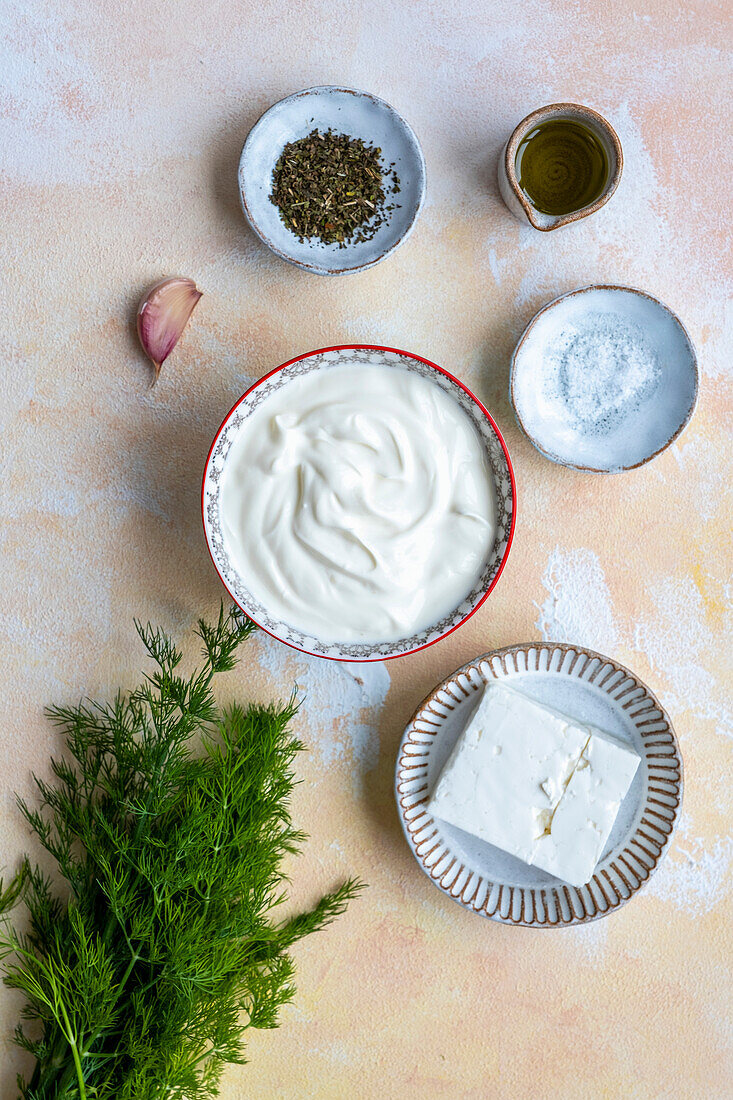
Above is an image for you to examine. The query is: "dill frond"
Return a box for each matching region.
[0,605,362,1099]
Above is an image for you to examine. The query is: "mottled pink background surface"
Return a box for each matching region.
[1,1,731,1096]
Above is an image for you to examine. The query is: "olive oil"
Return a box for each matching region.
[516,119,609,216]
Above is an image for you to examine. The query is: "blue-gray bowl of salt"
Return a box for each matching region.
[510,285,698,473]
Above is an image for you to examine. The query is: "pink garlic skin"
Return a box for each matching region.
[137,277,202,381]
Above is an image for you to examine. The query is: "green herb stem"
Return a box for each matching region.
[57,999,86,1100]
[1,604,363,1099]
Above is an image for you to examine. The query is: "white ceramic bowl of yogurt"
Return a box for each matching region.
[202,346,516,661]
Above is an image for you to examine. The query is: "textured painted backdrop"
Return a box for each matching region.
[1,1,731,1097]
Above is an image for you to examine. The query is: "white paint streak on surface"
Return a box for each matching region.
[644,814,733,917]
[536,546,620,653]
[254,634,389,771]
[700,297,733,381]
[635,576,733,739]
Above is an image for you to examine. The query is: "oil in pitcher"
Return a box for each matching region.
[515,119,609,216]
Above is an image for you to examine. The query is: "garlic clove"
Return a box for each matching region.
[137,277,202,383]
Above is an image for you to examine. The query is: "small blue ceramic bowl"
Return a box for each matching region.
[510,285,699,473]
[238,86,426,276]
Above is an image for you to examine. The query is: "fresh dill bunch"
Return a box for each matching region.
[0,605,363,1100]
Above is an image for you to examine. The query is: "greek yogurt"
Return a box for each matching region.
[219,364,496,643]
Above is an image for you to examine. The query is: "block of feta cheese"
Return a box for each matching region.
[531,730,640,885]
[427,681,641,887]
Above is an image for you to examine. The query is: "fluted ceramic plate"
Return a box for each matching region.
[396,643,682,927]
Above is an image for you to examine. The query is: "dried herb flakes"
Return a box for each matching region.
[269,128,401,247]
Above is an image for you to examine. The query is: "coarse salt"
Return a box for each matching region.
[541,311,660,433]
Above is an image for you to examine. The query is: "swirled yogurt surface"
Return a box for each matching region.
[220,364,496,643]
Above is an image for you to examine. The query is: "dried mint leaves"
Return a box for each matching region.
[269,128,401,247]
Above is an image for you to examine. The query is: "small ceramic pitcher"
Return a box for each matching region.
[498,102,623,231]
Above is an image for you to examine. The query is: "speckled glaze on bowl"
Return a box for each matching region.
[510,285,699,473]
[396,642,683,927]
[498,102,623,231]
[202,345,516,662]
[238,86,426,275]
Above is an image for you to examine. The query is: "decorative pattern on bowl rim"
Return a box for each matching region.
[395,642,683,926]
[509,284,699,473]
[201,344,516,662]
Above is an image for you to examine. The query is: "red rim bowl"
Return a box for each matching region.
[201,344,516,661]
